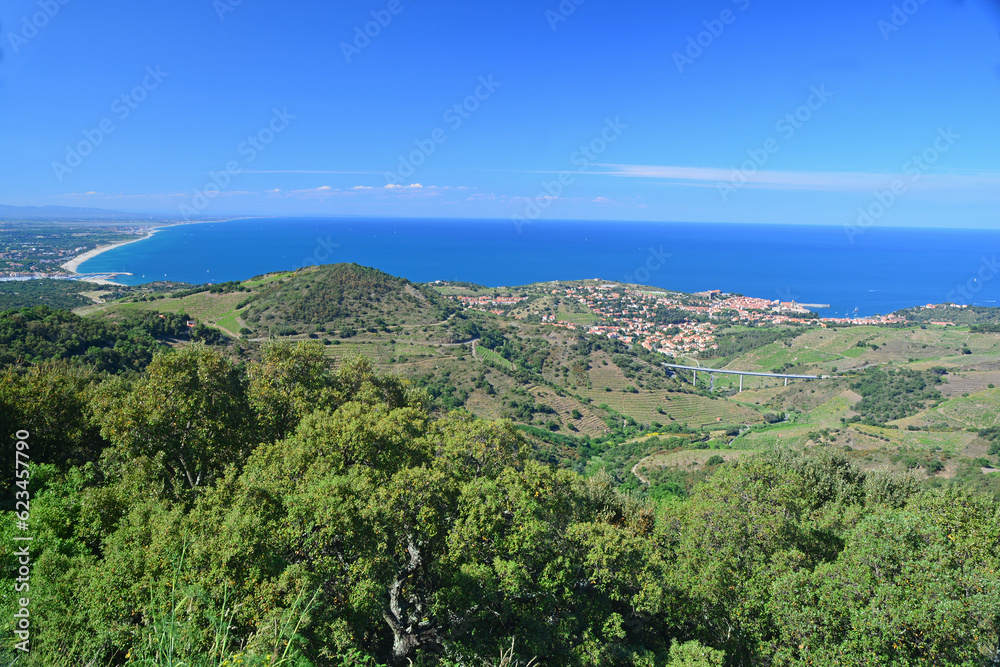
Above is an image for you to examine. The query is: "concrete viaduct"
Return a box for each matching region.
[662,363,822,392]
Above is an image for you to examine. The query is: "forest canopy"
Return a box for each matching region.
[1,341,998,666]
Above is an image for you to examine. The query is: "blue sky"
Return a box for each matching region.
[1,0,999,226]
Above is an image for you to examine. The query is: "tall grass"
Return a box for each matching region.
[126,542,319,667]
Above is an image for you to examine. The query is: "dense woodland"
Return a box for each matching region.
[2,313,999,666]
[0,306,228,372]
[0,280,107,311]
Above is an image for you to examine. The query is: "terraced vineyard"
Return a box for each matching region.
[732,424,803,450]
[637,448,755,473]
[794,391,859,426]
[936,368,1000,397]
[324,341,396,366]
[581,388,763,428]
[526,387,609,436]
[582,354,631,388]
[926,388,1000,429]
[475,345,514,370]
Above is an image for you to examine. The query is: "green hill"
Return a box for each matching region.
[238,263,455,337]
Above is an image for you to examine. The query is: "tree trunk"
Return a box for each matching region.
[382,536,441,665]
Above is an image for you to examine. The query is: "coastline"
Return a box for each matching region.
[57,218,248,285]
[61,228,162,278]
[60,217,261,274]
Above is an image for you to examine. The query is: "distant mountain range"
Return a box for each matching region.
[0,204,167,221]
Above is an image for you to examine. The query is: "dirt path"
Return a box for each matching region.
[631,455,651,484]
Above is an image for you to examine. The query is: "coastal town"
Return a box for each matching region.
[0,223,150,279]
[453,283,907,359]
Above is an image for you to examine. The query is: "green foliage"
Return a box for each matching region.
[0,362,106,500]
[0,279,101,310]
[247,340,340,442]
[492,334,550,375]
[191,322,230,345]
[123,544,319,667]
[474,325,507,350]
[5,341,1000,666]
[848,366,943,425]
[477,345,515,371]
[666,640,725,667]
[410,372,469,410]
[0,305,192,372]
[977,426,1000,457]
[240,264,454,333]
[767,489,1000,665]
[904,304,1000,326]
[700,327,799,360]
[88,345,257,501]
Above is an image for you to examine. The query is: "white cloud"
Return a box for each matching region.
[597,163,1000,194]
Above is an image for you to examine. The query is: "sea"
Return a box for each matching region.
[76,218,1000,318]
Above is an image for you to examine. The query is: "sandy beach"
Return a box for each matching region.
[60,228,160,275]
[56,219,247,285]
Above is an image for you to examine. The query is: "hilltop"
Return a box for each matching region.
[79,264,459,341]
[235,263,457,337]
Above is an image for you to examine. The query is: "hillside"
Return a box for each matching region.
[237,263,457,336]
[62,266,1000,502]
[80,264,460,340]
[4,263,1000,664]
[5,344,998,666]
[0,278,108,310]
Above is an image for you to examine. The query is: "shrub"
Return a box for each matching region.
[925,459,945,474]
